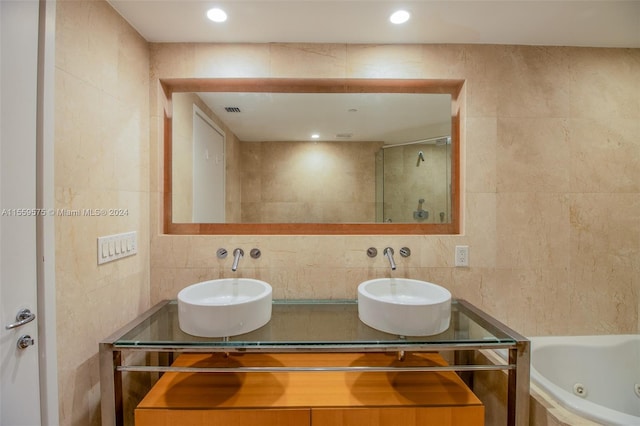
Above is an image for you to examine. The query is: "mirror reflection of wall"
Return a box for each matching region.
[191,105,226,223]
[240,140,382,223]
[171,91,452,224]
[172,93,242,223]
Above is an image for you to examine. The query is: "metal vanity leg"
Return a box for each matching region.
[508,341,530,426]
[100,343,123,426]
[454,349,474,387]
[451,305,474,387]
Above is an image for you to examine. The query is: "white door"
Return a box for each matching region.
[1,1,42,424]
[192,106,225,223]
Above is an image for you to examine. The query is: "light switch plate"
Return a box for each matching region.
[97,231,137,264]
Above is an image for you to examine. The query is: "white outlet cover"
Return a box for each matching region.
[455,245,469,267]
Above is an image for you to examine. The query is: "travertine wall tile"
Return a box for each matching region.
[460,45,502,118]
[421,44,467,78]
[496,46,572,118]
[568,48,640,120]
[149,43,195,79]
[240,141,381,223]
[466,117,497,193]
[195,44,270,78]
[347,44,425,78]
[496,118,571,193]
[569,193,639,279]
[148,42,639,341]
[464,193,497,268]
[55,1,151,425]
[271,43,347,78]
[496,193,570,270]
[568,117,640,193]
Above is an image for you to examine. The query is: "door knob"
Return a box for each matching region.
[5,308,36,330]
[16,334,34,350]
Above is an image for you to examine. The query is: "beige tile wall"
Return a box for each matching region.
[149,43,640,337]
[240,140,382,223]
[55,1,150,425]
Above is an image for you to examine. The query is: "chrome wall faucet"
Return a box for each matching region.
[218,247,260,271]
[383,247,396,270]
[231,248,244,272]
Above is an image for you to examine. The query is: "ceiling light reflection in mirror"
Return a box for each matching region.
[389,10,410,24]
[206,8,227,22]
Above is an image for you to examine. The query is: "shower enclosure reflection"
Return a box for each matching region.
[172,90,453,224]
[376,136,451,224]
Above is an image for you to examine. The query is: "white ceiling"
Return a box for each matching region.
[195,92,452,143]
[108,0,640,48]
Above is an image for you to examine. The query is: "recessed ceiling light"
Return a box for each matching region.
[311,134,320,139]
[206,8,227,23]
[389,10,410,24]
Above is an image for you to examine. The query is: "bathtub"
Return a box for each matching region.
[529,335,640,426]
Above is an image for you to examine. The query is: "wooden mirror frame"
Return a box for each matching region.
[162,78,463,235]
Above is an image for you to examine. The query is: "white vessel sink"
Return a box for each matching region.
[177,278,272,337]
[357,278,451,336]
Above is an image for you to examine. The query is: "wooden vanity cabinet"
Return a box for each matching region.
[313,407,484,426]
[135,352,484,426]
[135,408,309,426]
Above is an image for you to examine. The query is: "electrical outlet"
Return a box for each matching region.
[455,245,469,267]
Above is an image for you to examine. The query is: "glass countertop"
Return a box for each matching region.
[110,299,522,351]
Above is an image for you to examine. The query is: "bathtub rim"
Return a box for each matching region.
[529,334,640,426]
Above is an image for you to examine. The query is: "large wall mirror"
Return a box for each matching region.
[163,78,463,235]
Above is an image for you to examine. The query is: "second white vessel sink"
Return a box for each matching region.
[357,278,451,336]
[177,278,272,338]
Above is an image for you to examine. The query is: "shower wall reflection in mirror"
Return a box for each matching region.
[172,91,452,224]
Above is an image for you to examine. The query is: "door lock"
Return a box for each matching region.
[16,335,34,350]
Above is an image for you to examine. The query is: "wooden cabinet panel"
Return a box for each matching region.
[135,408,309,426]
[312,407,484,426]
[137,353,482,410]
[135,353,484,426]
